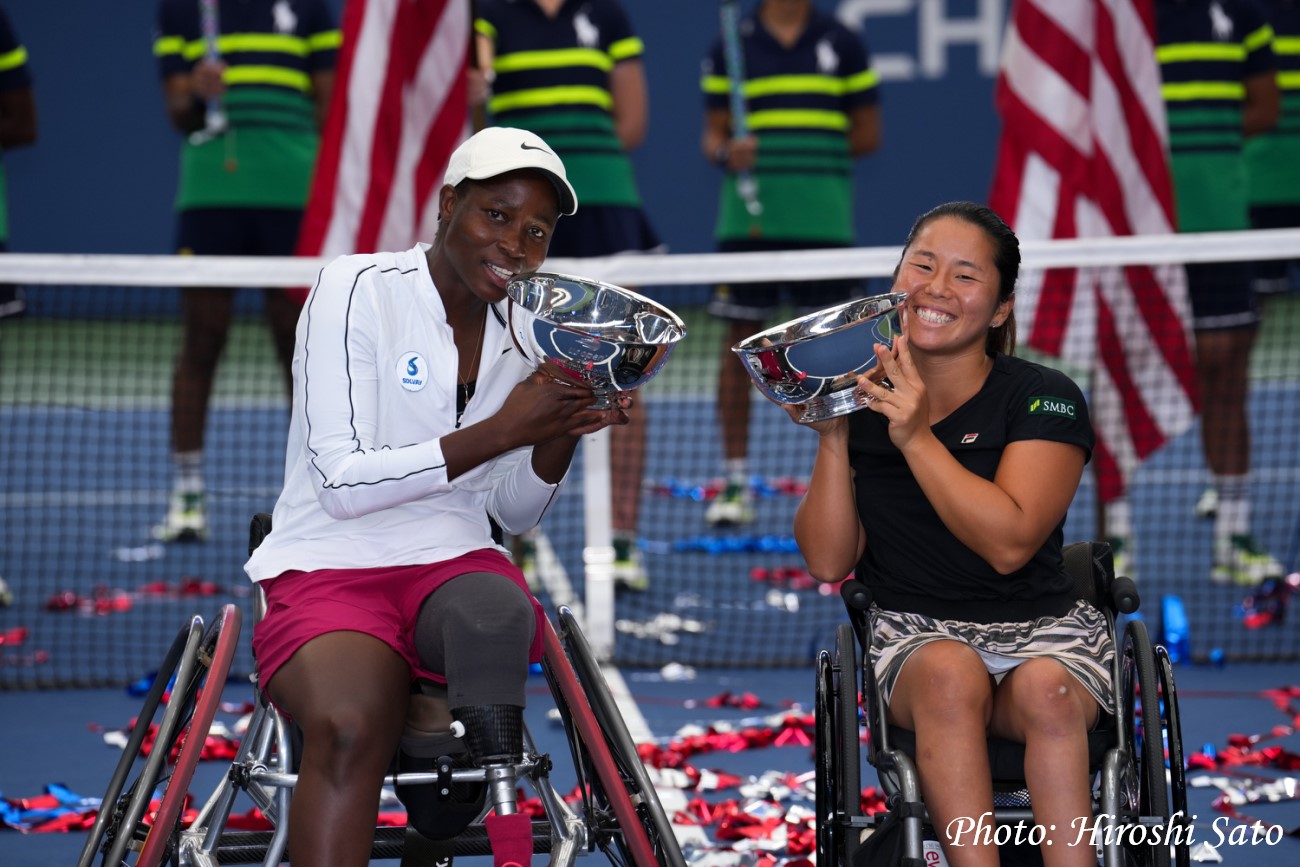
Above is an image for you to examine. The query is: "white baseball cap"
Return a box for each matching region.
[443,127,578,215]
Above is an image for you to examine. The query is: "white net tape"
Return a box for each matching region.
[2,227,1298,287]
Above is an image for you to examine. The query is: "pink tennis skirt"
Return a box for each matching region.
[251,549,544,694]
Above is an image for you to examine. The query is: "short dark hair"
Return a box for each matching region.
[897,201,1021,355]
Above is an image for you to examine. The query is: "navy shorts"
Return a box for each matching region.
[547,204,661,258]
[708,239,864,323]
[1186,261,1260,331]
[176,207,304,257]
[1249,204,1300,293]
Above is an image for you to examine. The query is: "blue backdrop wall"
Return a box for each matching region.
[3,0,1005,256]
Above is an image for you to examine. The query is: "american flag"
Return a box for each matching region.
[989,0,1199,504]
[296,0,471,266]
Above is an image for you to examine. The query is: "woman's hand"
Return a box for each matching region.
[859,334,928,450]
[500,365,630,447]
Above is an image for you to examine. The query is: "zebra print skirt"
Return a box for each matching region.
[868,599,1115,712]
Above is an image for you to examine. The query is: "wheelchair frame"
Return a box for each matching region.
[814,540,1190,867]
[77,517,687,867]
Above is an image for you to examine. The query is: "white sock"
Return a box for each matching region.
[1214,474,1249,539]
[173,450,205,494]
[724,458,748,484]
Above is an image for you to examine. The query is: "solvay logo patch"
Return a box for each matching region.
[1029,396,1077,419]
[397,351,428,392]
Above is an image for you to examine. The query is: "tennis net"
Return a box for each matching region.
[1,228,1297,688]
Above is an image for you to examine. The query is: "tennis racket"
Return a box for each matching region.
[189,0,228,144]
[720,0,762,221]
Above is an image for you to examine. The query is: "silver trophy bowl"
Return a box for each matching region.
[733,292,907,423]
[506,273,687,409]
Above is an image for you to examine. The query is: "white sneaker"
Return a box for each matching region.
[1211,535,1284,586]
[151,491,209,542]
[1193,487,1218,520]
[705,480,755,527]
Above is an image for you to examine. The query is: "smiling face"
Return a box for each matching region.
[429,169,561,306]
[893,215,1013,357]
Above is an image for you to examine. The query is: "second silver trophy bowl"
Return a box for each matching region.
[733,292,907,423]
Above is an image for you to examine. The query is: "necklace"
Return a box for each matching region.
[457,308,488,397]
[455,311,487,427]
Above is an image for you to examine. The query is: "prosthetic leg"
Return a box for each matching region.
[455,704,531,867]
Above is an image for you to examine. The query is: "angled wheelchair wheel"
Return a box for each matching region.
[545,608,686,867]
[1120,619,1171,867]
[1155,645,1190,867]
[77,615,206,867]
[136,604,243,867]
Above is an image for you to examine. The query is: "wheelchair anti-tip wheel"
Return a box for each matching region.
[545,608,686,867]
[76,604,242,867]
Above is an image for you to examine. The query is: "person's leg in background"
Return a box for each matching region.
[0,241,23,319]
[154,208,242,542]
[155,208,301,542]
[157,283,236,541]
[706,242,865,528]
[253,208,306,396]
[524,206,659,588]
[610,401,648,586]
[1192,205,1300,520]
[705,288,768,528]
[1189,263,1283,584]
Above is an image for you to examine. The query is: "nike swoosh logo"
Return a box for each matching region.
[520,142,551,153]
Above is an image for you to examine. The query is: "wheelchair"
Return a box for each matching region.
[814,541,1190,867]
[77,514,686,867]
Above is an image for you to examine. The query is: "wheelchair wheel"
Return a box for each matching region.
[814,649,837,863]
[136,604,242,867]
[77,615,206,867]
[833,624,863,861]
[814,624,865,867]
[1155,645,1190,867]
[545,609,686,867]
[1120,619,1170,867]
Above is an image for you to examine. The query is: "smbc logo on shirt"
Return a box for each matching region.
[1028,396,1077,419]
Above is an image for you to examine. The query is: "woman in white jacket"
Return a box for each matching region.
[245,128,627,867]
